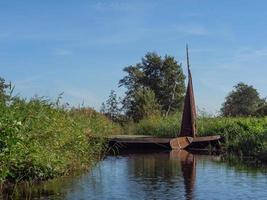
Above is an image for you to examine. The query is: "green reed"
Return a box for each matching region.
[131,113,267,160]
[0,96,120,183]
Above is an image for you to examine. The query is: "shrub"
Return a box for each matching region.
[0,97,120,182]
[132,112,267,158]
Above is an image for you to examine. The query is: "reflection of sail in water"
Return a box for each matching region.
[170,150,196,200]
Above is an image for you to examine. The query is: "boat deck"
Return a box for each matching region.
[108,135,222,150]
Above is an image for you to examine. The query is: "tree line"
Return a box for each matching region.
[101,52,267,122]
[1,51,266,121]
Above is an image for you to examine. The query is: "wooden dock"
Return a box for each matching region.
[108,135,222,150]
[108,135,171,149]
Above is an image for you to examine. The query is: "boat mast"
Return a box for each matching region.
[179,44,197,138]
[186,44,190,76]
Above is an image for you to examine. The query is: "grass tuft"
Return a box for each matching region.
[0,97,120,183]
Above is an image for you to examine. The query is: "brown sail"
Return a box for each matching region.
[179,45,197,138]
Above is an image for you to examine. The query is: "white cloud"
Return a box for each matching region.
[85,23,210,47]
[211,47,267,72]
[235,48,267,61]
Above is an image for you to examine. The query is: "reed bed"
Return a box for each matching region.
[130,113,267,159]
[0,96,120,183]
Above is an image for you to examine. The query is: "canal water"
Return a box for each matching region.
[2,150,267,200]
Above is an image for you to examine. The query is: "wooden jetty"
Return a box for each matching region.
[108,135,221,150]
[108,45,221,151]
[108,135,171,150]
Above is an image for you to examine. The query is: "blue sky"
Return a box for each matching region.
[1,0,267,114]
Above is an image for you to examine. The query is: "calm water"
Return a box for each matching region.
[2,151,267,200]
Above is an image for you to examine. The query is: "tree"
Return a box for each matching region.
[133,87,161,120]
[0,77,11,104]
[254,103,267,116]
[100,102,106,114]
[102,90,120,121]
[119,52,185,121]
[221,82,265,116]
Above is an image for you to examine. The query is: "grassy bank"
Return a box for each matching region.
[127,113,267,159]
[0,96,120,183]
[1,92,266,183]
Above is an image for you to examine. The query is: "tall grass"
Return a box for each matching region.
[131,113,267,159]
[131,113,181,137]
[0,96,121,183]
[198,117,267,156]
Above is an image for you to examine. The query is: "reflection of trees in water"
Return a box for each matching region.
[0,176,76,200]
[128,152,184,198]
[1,186,57,200]
[2,152,266,200]
[130,152,181,180]
[127,151,196,199]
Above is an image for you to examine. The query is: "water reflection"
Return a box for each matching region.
[1,151,266,200]
[170,150,196,200]
[126,151,184,199]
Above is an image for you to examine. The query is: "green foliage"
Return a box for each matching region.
[197,117,267,156]
[131,113,267,159]
[133,87,161,120]
[221,82,265,116]
[119,52,185,121]
[254,104,267,116]
[0,77,11,104]
[70,107,121,138]
[134,113,181,137]
[0,79,120,183]
[101,90,120,122]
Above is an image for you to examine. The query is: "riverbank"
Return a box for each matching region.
[1,95,266,184]
[2,150,267,200]
[0,96,121,183]
[123,113,267,161]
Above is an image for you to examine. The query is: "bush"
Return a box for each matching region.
[198,117,267,156]
[133,113,181,137]
[0,97,120,182]
[132,112,267,158]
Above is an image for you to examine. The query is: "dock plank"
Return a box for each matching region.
[107,135,222,150]
[192,135,221,142]
[108,135,171,144]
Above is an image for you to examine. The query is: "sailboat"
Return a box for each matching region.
[170,45,221,150]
